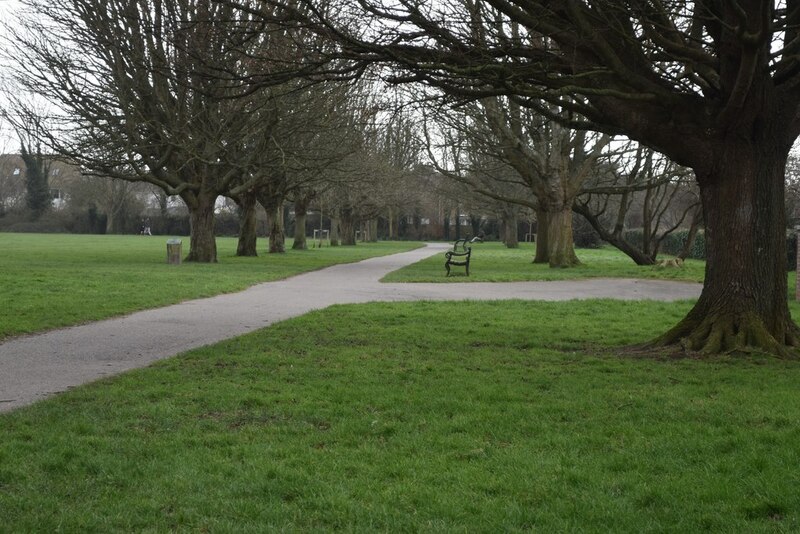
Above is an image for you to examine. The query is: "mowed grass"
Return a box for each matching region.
[0,233,421,339]
[2,300,800,531]
[383,242,707,283]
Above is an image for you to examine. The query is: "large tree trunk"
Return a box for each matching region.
[368,219,378,242]
[330,215,340,246]
[388,207,396,240]
[258,190,286,254]
[533,208,549,264]
[184,193,218,263]
[504,213,519,248]
[340,207,356,245]
[267,203,285,253]
[546,207,581,268]
[293,196,309,250]
[236,192,258,257]
[652,143,799,356]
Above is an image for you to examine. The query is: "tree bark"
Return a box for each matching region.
[293,196,309,250]
[504,213,519,248]
[329,215,340,246]
[340,207,356,245]
[532,208,549,264]
[651,143,799,355]
[267,203,285,253]
[368,218,378,242]
[184,193,218,263]
[235,192,258,257]
[546,207,580,268]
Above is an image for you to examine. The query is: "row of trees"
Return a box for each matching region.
[2,0,700,264]
[196,0,799,357]
[3,0,798,356]
[4,0,414,261]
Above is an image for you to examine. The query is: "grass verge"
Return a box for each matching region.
[1,300,799,531]
[382,243,706,283]
[0,233,421,339]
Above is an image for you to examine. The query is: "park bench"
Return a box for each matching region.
[445,237,481,276]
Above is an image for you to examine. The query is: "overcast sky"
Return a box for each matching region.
[0,0,23,150]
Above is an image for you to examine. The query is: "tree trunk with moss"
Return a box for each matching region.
[368,218,378,242]
[533,208,549,264]
[235,192,258,257]
[329,215,340,246]
[292,195,310,250]
[267,203,285,253]
[545,206,580,268]
[504,212,518,248]
[184,192,218,263]
[651,137,799,355]
[340,207,356,245]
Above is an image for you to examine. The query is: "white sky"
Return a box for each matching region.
[0,0,23,150]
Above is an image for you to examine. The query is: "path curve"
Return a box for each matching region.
[0,243,701,412]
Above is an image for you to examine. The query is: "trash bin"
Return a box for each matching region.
[166,239,182,265]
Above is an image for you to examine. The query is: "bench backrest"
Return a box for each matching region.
[453,238,469,252]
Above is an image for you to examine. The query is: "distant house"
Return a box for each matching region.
[0,154,83,211]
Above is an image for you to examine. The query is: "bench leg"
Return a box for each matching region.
[445,261,451,276]
[466,261,469,276]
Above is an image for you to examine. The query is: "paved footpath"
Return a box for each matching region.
[0,243,701,413]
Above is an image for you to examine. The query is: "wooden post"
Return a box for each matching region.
[167,239,182,265]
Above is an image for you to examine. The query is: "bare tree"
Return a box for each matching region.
[234,0,800,355]
[575,145,702,265]
[6,0,306,262]
[424,96,610,266]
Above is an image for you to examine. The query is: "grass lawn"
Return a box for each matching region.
[2,300,800,531]
[0,233,422,339]
[383,242,707,283]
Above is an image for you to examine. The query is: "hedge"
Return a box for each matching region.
[623,229,798,270]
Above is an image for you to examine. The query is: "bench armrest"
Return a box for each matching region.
[445,248,471,259]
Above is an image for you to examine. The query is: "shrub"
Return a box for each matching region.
[572,214,603,248]
[658,230,706,260]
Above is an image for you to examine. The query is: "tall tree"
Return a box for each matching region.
[243,0,800,356]
[574,145,702,265]
[7,0,298,262]
[19,139,50,219]
[424,97,609,266]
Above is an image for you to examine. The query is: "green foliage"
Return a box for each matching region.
[0,233,421,339]
[2,300,800,531]
[624,229,799,270]
[384,242,706,283]
[572,213,603,248]
[622,229,707,260]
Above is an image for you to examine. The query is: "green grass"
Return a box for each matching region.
[383,242,707,283]
[2,300,800,531]
[0,233,421,339]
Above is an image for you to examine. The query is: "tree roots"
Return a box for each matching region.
[646,312,800,359]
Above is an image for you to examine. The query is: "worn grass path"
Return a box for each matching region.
[0,243,701,412]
